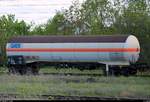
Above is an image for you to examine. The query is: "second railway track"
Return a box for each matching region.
[0,93,149,101]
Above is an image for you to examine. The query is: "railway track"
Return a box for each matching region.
[40,72,103,77]
[3,71,150,77]
[0,94,149,101]
[39,72,150,77]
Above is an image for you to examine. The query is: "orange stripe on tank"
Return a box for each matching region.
[6,48,140,52]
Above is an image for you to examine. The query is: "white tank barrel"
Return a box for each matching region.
[6,35,140,66]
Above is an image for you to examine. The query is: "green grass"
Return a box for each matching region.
[0,74,149,98]
[0,66,149,98]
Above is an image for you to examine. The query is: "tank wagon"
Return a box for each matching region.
[6,35,140,76]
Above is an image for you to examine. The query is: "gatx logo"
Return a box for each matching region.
[10,43,22,48]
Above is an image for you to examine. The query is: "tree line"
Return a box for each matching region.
[0,0,150,65]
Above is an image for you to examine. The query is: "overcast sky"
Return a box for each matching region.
[0,0,84,25]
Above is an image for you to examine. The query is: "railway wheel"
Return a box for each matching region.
[129,67,137,76]
[108,67,115,76]
[32,67,39,75]
[8,66,19,75]
[108,67,121,76]
[26,67,33,75]
[121,68,129,76]
[19,68,28,75]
